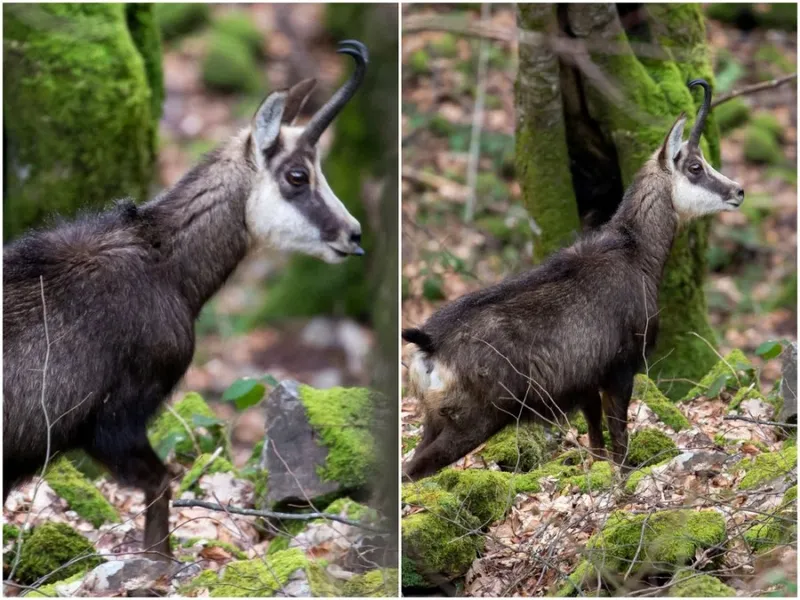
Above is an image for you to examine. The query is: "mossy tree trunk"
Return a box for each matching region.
[255,3,395,322]
[516,3,719,399]
[3,3,163,240]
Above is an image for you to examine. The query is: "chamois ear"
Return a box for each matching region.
[658,113,687,171]
[282,78,317,125]
[252,90,288,152]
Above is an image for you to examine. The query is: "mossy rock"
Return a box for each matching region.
[512,452,584,494]
[562,460,614,493]
[265,519,307,556]
[634,375,691,431]
[584,510,727,578]
[44,457,119,527]
[4,3,161,240]
[178,452,237,495]
[668,570,736,597]
[714,97,750,134]
[627,428,680,468]
[202,33,262,94]
[214,13,264,58]
[181,537,247,560]
[182,548,337,597]
[729,385,767,412]
[5,523,103,585]
[737,445,798,490]
[682,350,756,402]
[24,570,88,598]
[322,497,375,522]
[744,123,783,165]
[743,512,796,552]
[435,469,514,524]
[148,392,227,464]
[402,480,484,586]
[479,424,548,472]
[342,568,398,597]
[155,3,210,41]
[751,112,783,141]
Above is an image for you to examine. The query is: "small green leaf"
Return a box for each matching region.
[755,340,783,360]
[192,414,224,428]
[155,431,187,461]
[261,374,279,387]
[222,378,266,411]
[707,373,731,398]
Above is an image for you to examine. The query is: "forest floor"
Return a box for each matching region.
[401,4,797,597]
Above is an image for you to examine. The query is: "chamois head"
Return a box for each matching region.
[246,40,367,263]
[658,79,744,219]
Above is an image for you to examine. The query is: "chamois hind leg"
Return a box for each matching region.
[579,392,607,460]
[87,428,173,560]
[601,376,634,471]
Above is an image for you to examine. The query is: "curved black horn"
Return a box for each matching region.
[299,40,368,146]
[687,78,712,148]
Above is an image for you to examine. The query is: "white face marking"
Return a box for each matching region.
[246,127,361,264]
[670,142,742,220]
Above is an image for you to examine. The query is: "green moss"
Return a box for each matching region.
[633,376,691,431]
[322,497,374,522]
[25,569,88,598]
[147,392,226,464]
[402,435,420,454]
[625,457,673,493]
[202,33,262,94]
[682,350,756,402]
[182,537,247,560]
[214,13,264,58]
[342,568,398,597]
[585,510,726,576]
[738,446,798,490]
[184,548,332,597]
[729,385,767,411]
[783,485,797,505]
[44,457,119,527]
[266,519,307,556]
[744,124,783,165]
[155,3,210,41]
[299,385,376,489]
[627,429,680,468]
[743,513,796,552]
[512,452,584,494]
[570,412,589,434]
[714,97,750,134]
[430,33,458,58]
[435,469,514,524]
[554,560,600,597]
[408,49,430,75]
[7,523,103,585]
[562,461,613,493]
[669,570,736,597]
[479,424,548,472]
[178,452,237,494]
[3,525,20,541]
[751,113,783,140]
[4,3,159,239]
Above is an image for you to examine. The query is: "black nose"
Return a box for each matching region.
[350,232,361,245]
[736,188,744,201]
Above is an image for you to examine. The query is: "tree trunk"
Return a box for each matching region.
[516,3,719,398]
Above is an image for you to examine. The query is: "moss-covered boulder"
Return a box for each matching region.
[155,2,210,41]
[24,570,87,598]
[682,350,756,402]
[402,479,484,587]
[737,445,798,490]
[513,451,584,494]
[214,13,264,58]
[744,123,783,165]
[202,32,262,94]
[582,510,726,581]
[44,457,119,527]
[147,392,227,464]
[435,469,514,524]
[668,570,736,597]
[714,97,750,134]
[342,568,398,597]
[479,424,548,472]
[182,548,336,597]
[633,375,691,431]
[4,3,162,240]
[627,428,680,468]
[265,381,379,507]
[6,523,103,585]
[178,452,237,495]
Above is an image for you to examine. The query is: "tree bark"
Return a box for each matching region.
[516,3,720,398]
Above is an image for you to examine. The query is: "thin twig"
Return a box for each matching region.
[723,415,797,428]
[711,73,797,108]
[171,499,384,533]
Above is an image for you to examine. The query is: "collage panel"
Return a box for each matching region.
[401,2,797,597]
[3,2,398,597]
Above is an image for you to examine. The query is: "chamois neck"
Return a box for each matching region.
[142,131,256,316]
[610,161,678,281]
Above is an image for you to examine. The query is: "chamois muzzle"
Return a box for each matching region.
[687,78,711,148]
[299,40,369,146]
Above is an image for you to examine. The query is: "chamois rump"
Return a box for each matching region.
[3,41,369,558]
[402,80,744,481]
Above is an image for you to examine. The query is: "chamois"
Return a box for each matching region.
[3,40,369,558]
[402,80,744,481]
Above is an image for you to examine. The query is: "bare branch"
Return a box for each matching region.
[711,74,797,108]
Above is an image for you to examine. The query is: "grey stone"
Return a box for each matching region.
[670,450,734,478]
[80,558,174,595]
[265,380,341,507]
[779,342,797,425]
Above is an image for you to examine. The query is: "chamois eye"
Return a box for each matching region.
[689,163,702,174]
[286,169,309,186]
